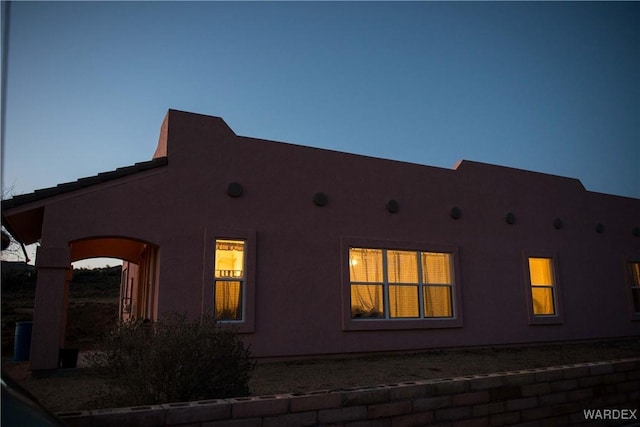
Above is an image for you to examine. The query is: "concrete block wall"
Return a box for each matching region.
[59,358,639,427]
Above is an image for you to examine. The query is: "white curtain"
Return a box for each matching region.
[389,285,419,318]
[349,248,383,282]
[351,284,383,317]
[350,248,384,317]
[422,252,453,317]
[215,281,241,319]
[423,286,452,317]
[528,258,555,315]
[531,287,554,315]
[387,250,418,283]
[422,252,452,284]
[214,240,245,319]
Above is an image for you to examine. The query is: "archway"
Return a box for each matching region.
[59,237,160,358]
[69,237,160,322]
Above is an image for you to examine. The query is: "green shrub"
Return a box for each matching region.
[87,312,254,407]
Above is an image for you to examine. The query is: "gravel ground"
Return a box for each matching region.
[2,338,638,413]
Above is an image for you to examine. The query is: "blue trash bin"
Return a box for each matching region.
[13,321,33,361]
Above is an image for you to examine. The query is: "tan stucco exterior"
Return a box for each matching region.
[3,109,639,370]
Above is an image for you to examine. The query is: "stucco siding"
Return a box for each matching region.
[4,109,638,367]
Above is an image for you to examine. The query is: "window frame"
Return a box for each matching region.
[204,229,256,333]
[626,257,640,321]
[214,239,246,322]
[341,237,463,331]
[522,251,564,325]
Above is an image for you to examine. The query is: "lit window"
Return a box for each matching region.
[629,262,640,313]
[349,248,384,318]
[214,239,245,321]
[528,257,556,316]
[423,252,453,317]
[349,247,455,319]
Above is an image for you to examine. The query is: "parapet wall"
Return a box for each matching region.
[59,358,639,427]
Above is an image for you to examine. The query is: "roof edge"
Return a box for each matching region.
[454,159,587,192]
[2,157,168,212]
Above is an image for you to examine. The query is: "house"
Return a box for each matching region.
[2,109,639,371]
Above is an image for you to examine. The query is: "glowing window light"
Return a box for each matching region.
[214,239,245,321]
[528,257,555,316]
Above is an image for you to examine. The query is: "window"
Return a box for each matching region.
[528,257,556,316]
[523,252,563,325]
[206,230,256,333]
[349,247,455,320]
[214,239,245,321]
[629,262,640,314]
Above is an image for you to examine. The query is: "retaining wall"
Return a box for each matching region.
[59,358,639,427]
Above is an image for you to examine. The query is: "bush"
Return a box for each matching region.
[87,312,254,407]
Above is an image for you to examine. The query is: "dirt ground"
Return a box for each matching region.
[2,338,638,414]
[2,267,120,357]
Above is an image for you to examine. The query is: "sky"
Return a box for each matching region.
[2,1,639,267]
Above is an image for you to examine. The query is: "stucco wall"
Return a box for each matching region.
[19,110,640,362]
[151,111,639,358]
[59,357,640,427]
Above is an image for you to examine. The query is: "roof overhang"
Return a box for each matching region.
[1,208,44,246]
[1,157,168,246]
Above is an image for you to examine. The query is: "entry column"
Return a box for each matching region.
[30,246,71,371]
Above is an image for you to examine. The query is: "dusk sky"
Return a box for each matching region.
[1,2,639,265]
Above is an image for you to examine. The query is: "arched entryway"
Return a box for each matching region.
[69,237,160,322]
[28,236,160,370]
[39,236,159,369]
